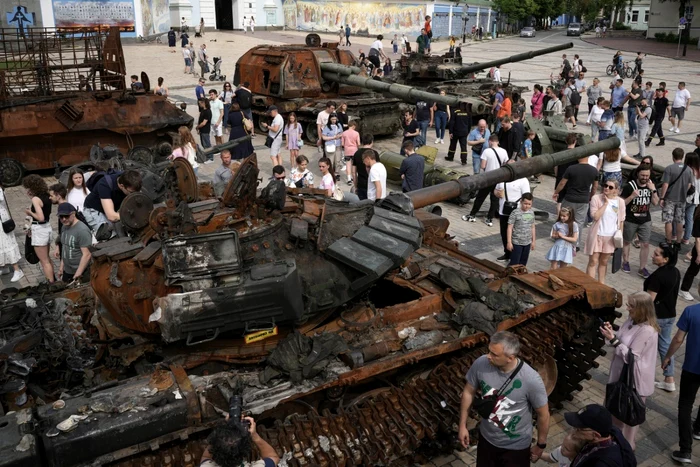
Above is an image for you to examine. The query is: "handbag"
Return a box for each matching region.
[1,192,15,234]
[325,143,337,154]
[605,349,646,427]
[241,112,253,133]
[24,233,40,264]
[332,184,345,201]
[613,229,623,249]
[472,360,524,419]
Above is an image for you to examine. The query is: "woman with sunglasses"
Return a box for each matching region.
[644,243,680,393]
[585,178,625,285]
[599,291,659,450]
[221,82,234,131]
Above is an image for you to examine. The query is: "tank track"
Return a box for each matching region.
[257,304,615,466]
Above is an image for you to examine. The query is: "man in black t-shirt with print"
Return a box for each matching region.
[352,134,375,200]
[621,164,659,277]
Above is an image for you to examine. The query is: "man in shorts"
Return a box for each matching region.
[669,82,691,134]
[208,89,224,146]
[260,105,284,168]
[660,148,694,243]
[182,46,192,73]
[621,164,659,278]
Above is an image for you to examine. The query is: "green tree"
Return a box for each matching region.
[492,0,538,21]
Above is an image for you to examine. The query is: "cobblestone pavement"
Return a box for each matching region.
[3,29,700,466]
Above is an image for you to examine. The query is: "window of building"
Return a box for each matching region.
[631,10,639,22]
[644,10,649,23]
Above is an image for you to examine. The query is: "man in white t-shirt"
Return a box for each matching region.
[208,89,224,146]
[362,150,387,200]
[494,168,530,261]
[182,47,192,73]
[669,82,691,133]
[463,134,508,226]
[260,105,284,168]
[316,101,336,155]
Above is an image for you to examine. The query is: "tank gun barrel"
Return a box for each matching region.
[202,135,253,156]
[320,68,486,113]
[460,42,574,74]
[408,137,620,209]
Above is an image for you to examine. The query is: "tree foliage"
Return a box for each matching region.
[491,0,539,21]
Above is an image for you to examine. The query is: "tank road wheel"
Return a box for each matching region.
[0,159,24,187]
[305,122,319,145]
[257,113,268,134]
[127,146,155,166]
[306,33,321,47]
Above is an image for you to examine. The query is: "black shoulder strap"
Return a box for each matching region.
[664,164,688,200]
[494,359,524,397]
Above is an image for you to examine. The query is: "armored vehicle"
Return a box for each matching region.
[0,134,624,465]
[0,27,193,186]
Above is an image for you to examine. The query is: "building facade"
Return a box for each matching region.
[0,0,284,37]
[648,0,700,38]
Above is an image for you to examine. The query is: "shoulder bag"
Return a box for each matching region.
[605,349,646,426]
[502,182,521,217]
[663,164,692,200]
[241,112,253,133]
[472,359,524,418]
[265,125,283,148]
[1,191,15,234]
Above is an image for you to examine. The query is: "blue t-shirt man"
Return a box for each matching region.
[467,126,490,174]
[610,84,627,110]
[195,82,206,100]
[677,305,700,374]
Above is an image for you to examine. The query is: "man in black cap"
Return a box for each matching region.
[57,203,92,283]
[564,404,636,467]
[260,105,284,168]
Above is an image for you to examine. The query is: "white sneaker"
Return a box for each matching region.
[669,126,677,132]
[679,290,694,301]
[654,381,676,392]
[675,128,681,133]
[435,138,440,144]
[10,270,24,283]
[340,166,346,171]
[440,139,444,144]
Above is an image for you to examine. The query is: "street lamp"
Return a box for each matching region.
[684,7,694,57]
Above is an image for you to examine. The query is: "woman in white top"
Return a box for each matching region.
[170,126,200,174]
[249,17,255,33]
[585,178,626,285]
[66,168,90,212]
[0,185,23,282]
[317,157,335,197]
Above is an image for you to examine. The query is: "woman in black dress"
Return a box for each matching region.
[227,103,255,160]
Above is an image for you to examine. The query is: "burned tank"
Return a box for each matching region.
[0,138,622,466]
[0,27,193,187]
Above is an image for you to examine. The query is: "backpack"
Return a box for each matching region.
[236,89,252,109]
[86,170,118,193]
[568,85,582,106]
[427,29,433,39]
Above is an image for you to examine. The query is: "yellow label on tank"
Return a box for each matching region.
[244,326,278,344]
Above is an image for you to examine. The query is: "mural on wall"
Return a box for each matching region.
[283,0,425,35]
[52,0,135,30]
[6,6,35,34]
[141,0,170,36]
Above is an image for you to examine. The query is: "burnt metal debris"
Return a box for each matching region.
[0,27,193,186]
[0,133,625,465]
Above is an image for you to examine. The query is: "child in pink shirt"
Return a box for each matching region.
[341,120,360,185]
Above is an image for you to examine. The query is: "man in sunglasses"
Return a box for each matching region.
[57,203,92,284]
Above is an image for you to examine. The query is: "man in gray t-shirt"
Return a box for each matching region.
[459,332,550,466]
[660,148,694,242]
[58,202,92,283]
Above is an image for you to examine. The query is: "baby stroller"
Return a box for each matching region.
[209,57,226,81]
[194,24,202,37]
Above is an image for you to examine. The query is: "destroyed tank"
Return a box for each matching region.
[0,27,193,187]
[0,135,623,466]
[387,43,574,123]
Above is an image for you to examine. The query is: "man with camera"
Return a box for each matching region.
[458,331,550,466]
[200,415,279,467]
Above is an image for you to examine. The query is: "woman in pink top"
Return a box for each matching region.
[341,120,360,186]
[600,291,659,450]
[531,84,545,119]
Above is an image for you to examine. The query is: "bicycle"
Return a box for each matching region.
[605,61,634,78]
